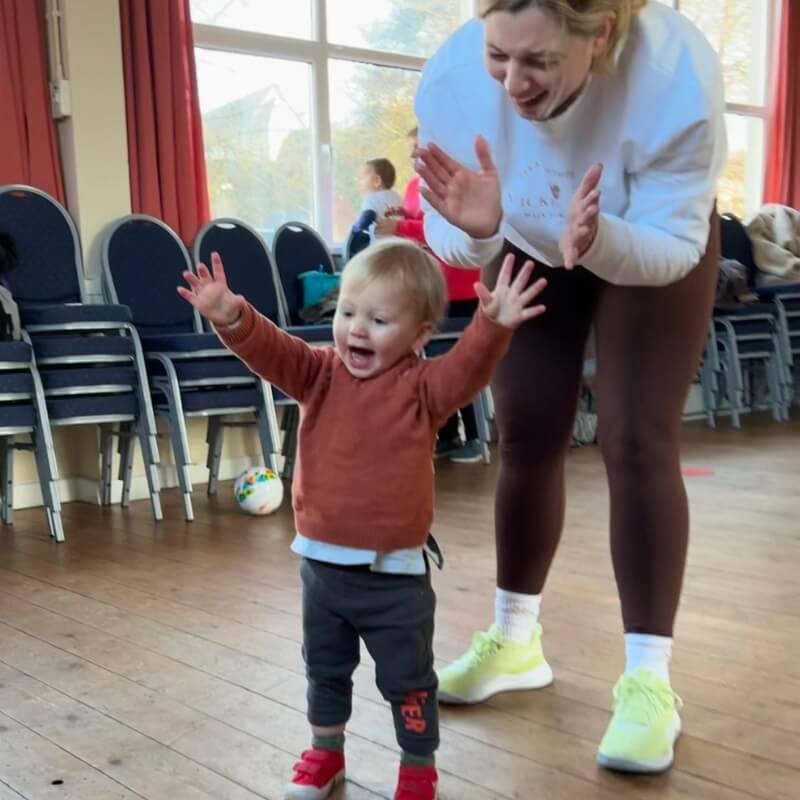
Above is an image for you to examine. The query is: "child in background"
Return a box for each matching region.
[351,158,403,234]
[178,238,547,800]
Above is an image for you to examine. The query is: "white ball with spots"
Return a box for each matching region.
[233,467,284,515]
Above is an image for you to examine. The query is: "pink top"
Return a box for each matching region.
[396,176,480,302]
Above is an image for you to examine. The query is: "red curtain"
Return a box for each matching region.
[119,0,210,244]
[0,0,65,201]
[763,0,800,208]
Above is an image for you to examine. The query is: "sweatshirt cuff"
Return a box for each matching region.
[460,226,505,267]
[577,214,626,284]
[214,302,257,346]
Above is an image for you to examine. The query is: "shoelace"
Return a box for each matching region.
[454,629,503,668]
[614,676,683,724]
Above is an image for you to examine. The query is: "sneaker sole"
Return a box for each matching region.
[438,662,554,704]
[449,454,484,464]
[596,715,681,774]
[284,770,345,799]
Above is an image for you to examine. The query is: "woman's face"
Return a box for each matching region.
[483,7,612,121]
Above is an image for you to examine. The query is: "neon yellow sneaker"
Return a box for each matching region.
[437,624,553,704]
[597,669,683,773]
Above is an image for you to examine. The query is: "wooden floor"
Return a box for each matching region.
[1,417,799,800]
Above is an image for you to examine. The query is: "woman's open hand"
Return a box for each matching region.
[415,136,502,240]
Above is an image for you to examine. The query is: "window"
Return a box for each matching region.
[193,0,776,240]
[326,0,467,58]
[665,0,776,219]
[192,0,471,243]
[190,0,312,41]
[195,49,314,241]
[328,61,419,240]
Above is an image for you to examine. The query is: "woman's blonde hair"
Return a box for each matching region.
[479,0,647,72]
[341,238,447,325]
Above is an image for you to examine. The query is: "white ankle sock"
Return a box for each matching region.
[495,588,541,644]
[624,634,672,683]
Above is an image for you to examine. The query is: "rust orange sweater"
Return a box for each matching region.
[218,303,512,550]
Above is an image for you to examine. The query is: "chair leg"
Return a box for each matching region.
[3,436,15,525]
[1,436,12,524]
[99,424,115,506]
[206,416,224,496]
[257,383,282,475]
[472,391,491,465]
[719,333,743,429]
[767,357,783,422]
[484,386,495,424]
[153,375,195,521]
[164,409,194,522]
[31,427,64,542]
[281,405,299,482]
[118,422,134,508]
[137,422,163,522]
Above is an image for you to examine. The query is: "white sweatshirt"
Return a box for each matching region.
[415,3,727,286]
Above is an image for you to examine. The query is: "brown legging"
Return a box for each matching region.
[487,216,719,635]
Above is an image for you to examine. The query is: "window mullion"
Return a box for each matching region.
[312,0,334,241]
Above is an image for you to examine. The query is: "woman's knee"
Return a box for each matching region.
[496,406,574,465]
[599,417,679,476]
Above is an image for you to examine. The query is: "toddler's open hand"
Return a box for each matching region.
[474,254,547,329]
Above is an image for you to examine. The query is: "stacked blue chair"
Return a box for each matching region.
[194,218,334,481]
[272,222,337,325]
[102,214,281,520]
[713,212,794,425]
[712,311,789,427]
[0,333,64,541]
[772,291,799,401]
[0,185,162,525]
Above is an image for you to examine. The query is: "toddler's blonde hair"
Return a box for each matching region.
[341,238,448,325]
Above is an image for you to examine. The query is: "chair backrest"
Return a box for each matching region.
[272,222,335,325]
[102,214,202,336]
[193,219,286,327]
[720,213,758,287]
[344,229,371,263]
[0,184,86,306]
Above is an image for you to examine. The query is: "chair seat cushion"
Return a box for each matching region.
[21,303,133,327]
[0,405,36,430]
[46,392,139,422]
[156,386,261,414]
[0,341,33,364]
[142,332,225,353]
[40,366,139,392]
[32,336,135,361]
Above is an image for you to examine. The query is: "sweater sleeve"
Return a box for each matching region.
[419,309,512,422]
[352,209,377,234]
[581,113,727,287]
[421,206,505,269]
[214,302,327,402]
